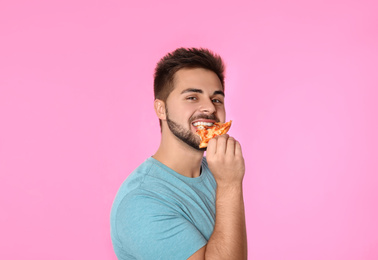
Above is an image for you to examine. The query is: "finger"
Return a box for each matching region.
[206,137,217,156]
[215,134,228,154]
[226,137,236,156]
[235,141,243,157]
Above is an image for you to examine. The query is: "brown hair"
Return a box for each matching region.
[154,47,225,103]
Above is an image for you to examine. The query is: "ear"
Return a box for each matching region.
[154,99,166,120]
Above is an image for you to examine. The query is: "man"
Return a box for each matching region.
[110,48,247,259]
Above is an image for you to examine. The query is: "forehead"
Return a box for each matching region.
[172,67,224,94]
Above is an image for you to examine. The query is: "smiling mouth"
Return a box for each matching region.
[192,122,214,127]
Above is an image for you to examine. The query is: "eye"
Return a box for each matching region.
[186,96,197,101]
[212,98,223,104]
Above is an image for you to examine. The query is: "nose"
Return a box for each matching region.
[199,99,216,114]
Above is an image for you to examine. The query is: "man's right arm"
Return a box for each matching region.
[188,135,248,260]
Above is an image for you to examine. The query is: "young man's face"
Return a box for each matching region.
[164,67,226,150]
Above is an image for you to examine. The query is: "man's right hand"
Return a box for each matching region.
[206,134,245,187]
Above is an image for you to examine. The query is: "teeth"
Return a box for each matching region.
[193,122,214,127]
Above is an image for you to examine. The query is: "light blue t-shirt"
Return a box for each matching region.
[110,157,217,260]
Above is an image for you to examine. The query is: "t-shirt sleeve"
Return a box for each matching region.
[115,193,208,260]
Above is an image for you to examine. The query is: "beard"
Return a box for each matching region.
[166,116,205,151]
[165,108,218,151]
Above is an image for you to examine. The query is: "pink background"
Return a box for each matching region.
[1,0,377,259]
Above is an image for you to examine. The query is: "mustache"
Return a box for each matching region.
[189,114,219,123]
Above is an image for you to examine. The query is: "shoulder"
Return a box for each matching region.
[112,158,154,199]
[111,158,183,216]
[115,157,172,195]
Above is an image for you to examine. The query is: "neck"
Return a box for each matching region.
[153,132,204,178]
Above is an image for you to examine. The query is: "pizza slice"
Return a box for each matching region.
[195,120,232,148]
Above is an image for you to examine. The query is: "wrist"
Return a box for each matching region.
[216,180,243,189]
[216,182,243,198]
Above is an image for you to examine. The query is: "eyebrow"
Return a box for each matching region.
[180,88,225,97]
[213,90,225,97]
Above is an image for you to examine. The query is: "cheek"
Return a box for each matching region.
[168,102,194,120]
[217,107,226,120]
[181,103,198,113]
